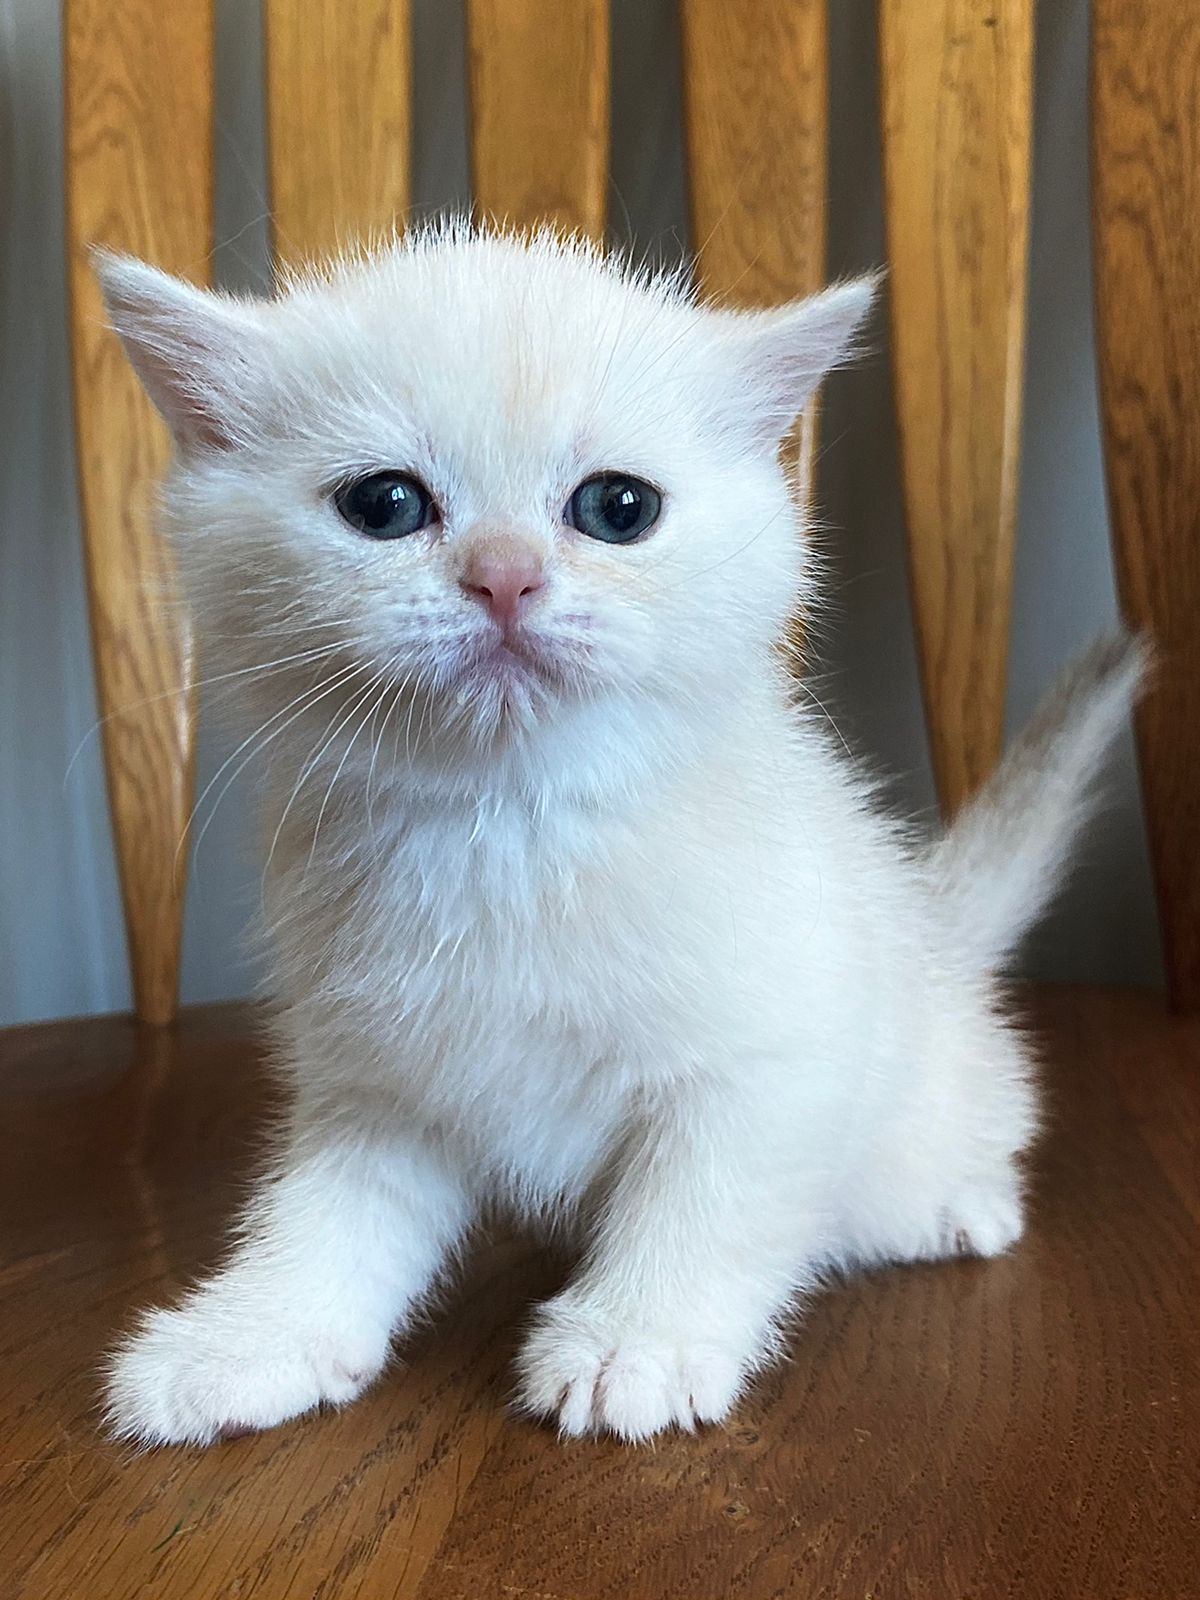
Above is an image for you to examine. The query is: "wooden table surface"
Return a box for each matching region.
[0,986,1196,1599]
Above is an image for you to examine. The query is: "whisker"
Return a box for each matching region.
[63,638,354,788]
[304,665,397,878]
[797,681,856,762]
[262,663,392,892]
[365,668,410,851]
[185,655,374,876]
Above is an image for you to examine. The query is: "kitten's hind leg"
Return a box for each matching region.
[829,1153,1026,1272]
[933,1164,1025,1259]
[105,1094,471,1446]
[834,1015,1036,1271]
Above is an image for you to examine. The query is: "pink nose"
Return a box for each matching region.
[460,546,546,631]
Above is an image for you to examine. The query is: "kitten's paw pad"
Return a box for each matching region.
[938,1177,1024,1259]
[105,1296,388,1447]
[517,1300,746,1442]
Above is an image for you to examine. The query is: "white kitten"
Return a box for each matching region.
[98,225,1140,1445]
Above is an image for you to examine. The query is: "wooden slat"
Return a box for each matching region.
[881,0,1035,815]
[467,0,609,239]
[1093,3,1200,1012]
[681,0,828,496]
[264,0,411,266]
[65,0,213,1026]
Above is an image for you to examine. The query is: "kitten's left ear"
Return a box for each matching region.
[716,275,878,443]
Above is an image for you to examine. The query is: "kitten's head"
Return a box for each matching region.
[101,225,870,794]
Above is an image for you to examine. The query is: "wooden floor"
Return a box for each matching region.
[0,987,1196,1599]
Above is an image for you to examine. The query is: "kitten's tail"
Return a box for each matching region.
[929,632,1146,972]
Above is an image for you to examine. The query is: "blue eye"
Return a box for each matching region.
[334,471,438,539]
[565,474,661,544]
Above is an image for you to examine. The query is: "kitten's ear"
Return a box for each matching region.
[95,253,268,450]
[717,275,878,443]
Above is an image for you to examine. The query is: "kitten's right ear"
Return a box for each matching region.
[95,253,267,450]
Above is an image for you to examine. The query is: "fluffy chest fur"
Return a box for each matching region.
[261,727,837,1198]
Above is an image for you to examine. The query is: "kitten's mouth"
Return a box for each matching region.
[448,624,591,706]
[471,625,583,681]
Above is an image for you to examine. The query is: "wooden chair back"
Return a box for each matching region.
[64,0,1200,1021]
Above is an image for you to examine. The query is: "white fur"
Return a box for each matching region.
[97,225,1140,1445]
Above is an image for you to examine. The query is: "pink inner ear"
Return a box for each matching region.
[174,403,235,453]
[121,335,238,451]
[192,419,231,450]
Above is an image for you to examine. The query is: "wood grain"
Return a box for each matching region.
[64,0,213,1026]
[1092,2,1200,1012]
[0,988,1196,1597]
[467,0,609,239]
[881,0,1035,815]
[264,0,411,267]
[681,0,828,498]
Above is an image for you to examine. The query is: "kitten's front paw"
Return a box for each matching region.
[516,1295,749,1442]
[105,1288,389,1447]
